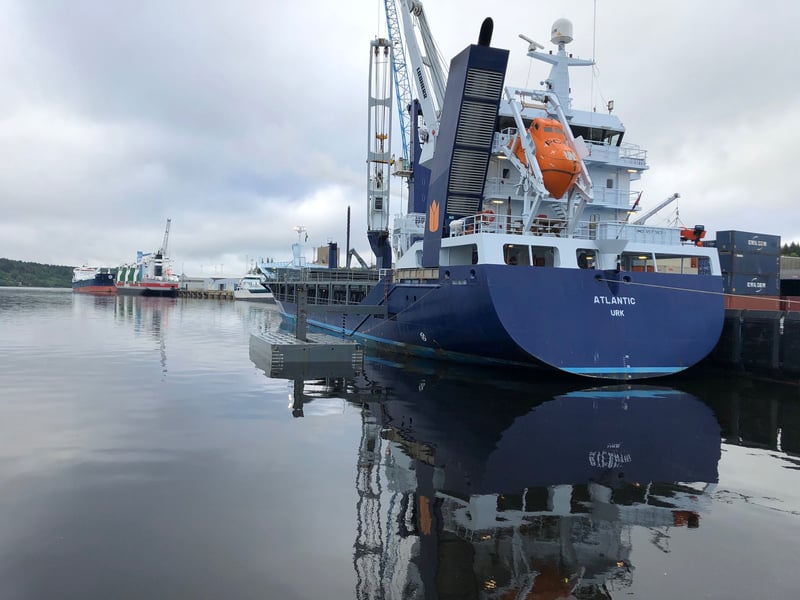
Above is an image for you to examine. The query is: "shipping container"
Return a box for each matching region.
[723,273,780,295]
[781,278,800,296]
[725,295,781,310]
[718,252,780,275]
[714,230,781,254]
[780,256,800,279]
[781,296,800,312]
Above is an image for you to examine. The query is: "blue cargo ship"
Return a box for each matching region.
[71,266,117,294]
[263,7,724,380]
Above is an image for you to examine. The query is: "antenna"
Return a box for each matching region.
[518,33,544,52]
[592,0,598,63]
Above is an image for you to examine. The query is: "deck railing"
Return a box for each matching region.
[270,267,381,284]
[448,213,682,245]
[449,213,568,237]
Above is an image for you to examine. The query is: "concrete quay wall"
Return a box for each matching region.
[708,310,800,382]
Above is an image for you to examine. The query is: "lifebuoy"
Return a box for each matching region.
[478,209,495,223]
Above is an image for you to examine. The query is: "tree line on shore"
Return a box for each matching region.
[0,258,74,288]
[782,242,800,257]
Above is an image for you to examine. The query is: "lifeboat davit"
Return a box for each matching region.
[680,226,706,245]
[511,117,580,199]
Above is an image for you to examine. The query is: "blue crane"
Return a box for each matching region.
[382,0,412,161]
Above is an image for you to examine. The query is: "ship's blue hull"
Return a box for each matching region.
[275,265,725,380]
[72,273,116,294]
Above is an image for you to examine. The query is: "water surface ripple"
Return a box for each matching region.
[0,288,798,599]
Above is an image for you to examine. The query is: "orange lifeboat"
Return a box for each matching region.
[510,117,579,199]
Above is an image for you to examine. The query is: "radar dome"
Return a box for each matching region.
[551,18,573,45]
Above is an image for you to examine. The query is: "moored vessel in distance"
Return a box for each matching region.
[71,266,117,294]
[116,219,179,298]
[233,272,275,303]
[262,5,725,380]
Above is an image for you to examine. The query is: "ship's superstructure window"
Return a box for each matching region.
[577,249,597,269]
[621,252,653,272]
[570,125,624,146]
[653,253,710,275]
[443,244,478,266]
[618,252,709,275]
[503,244,530,266]
[531,245,557,267]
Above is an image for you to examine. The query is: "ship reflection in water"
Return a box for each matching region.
[114,295,177,373]
[250,352,721,599]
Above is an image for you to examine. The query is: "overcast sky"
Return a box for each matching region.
[1,0,798,275]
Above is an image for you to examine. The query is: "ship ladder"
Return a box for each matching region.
[553,202,568,222]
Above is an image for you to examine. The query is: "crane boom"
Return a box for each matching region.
[632,193,680,225]
[395,0,448,166]
[383,0,412,161]
[159,218,171,256]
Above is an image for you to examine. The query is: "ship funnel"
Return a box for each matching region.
[478,17,493,46]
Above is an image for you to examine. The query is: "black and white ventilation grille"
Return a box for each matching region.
[455,101,498,147]
[464,69,504,101]
[445,66,504,216]
[449,149,488,195]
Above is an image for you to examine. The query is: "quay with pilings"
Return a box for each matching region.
[178,289,233,300]
[704,308,800,384]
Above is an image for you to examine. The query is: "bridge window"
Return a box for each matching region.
[570,125,625,146]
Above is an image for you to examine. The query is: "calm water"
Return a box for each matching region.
[0,288,798,599]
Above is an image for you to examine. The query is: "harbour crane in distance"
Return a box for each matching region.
[158,218,171,257]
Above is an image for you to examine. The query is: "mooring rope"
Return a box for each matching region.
[593,275,787,306]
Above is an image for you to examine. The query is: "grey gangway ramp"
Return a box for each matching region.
[249,330,364,379]
[249,284,369,379]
